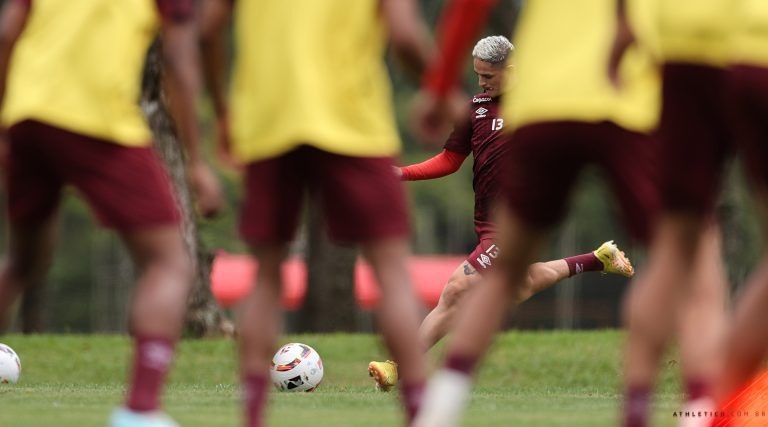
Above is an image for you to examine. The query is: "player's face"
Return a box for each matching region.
[473,58,507,97]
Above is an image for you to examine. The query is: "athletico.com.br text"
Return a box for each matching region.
[673,410,768,418]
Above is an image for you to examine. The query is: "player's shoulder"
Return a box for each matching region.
[471,93,494,105]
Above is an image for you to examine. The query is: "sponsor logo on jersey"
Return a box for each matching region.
[475,244,500,269]
[475,107,489,118]
[473,96,492,103]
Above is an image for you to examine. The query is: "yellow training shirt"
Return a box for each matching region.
[656,0,732,67]
[504,0,660,134]
[731,0,768,67]
[2,0,161,146]
[230,0,400,162]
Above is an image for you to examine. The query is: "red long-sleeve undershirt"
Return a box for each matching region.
[400,149,468,181]
[422,0,498,97]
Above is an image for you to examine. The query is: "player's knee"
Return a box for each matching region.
[512,273,537,303]
[622,285,661,337]
[657,216,707,259]
[440,277,471,309]
[141,247,194,286]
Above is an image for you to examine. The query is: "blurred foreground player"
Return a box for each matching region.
[369,35,634,391]
[200,0,433,425]
[615,1,735,425]
[0,0,222,426]
[621,1,768,425]
[714,4,768,418]
[408,0,725,426]
[413,1,725,426]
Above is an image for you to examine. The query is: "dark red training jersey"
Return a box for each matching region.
[443,93,509,240]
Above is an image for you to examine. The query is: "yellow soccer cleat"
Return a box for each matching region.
[594,240,634,277]
[368,360,399,391]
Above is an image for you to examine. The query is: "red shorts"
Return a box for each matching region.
[466,237,500,273]
[504,121,659,244]
[4,120,179,230]
[240,145,410,244]
[729,64,768,192]
[658,63,733,214]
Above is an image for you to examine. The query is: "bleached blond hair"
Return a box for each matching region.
[472,35,514,65]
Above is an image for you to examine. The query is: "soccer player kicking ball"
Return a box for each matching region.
[200,0,436,425]
[411,1,728,427]
[368,36,634,392]
[0,1,222,427]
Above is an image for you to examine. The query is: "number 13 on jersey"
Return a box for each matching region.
[491,118,504,131]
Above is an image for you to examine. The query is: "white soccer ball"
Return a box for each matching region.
[0,343,21,384]
[270,342,323,392]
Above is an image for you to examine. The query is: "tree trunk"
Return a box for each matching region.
[296,200,360,332]
[141,41,229,337]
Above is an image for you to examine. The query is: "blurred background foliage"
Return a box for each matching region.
[0,0,762,333]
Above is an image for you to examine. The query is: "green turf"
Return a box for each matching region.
[0,331,686,426]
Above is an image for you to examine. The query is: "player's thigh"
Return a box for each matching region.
[725,65,768,260]
[76,151,180,230]
[4,216,60,280]
[438,261,482,309]
[119,226,188,271]
[40,126,182,231]
[599,125,659,244]
[731,65,768,205]
[5,121,64,228]
[240,149,307,244]
[466,238,500,274]
[657,63,732,215]
[504,123,585,230]
[313,150,409,242]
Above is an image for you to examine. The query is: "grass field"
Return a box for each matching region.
[0,331,686,427]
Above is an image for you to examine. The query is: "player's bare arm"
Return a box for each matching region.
[0,0,28,105]
[413,0,498,145]
[423,0,498,95]
[199,0,231,118]
[160,13,223,217]
[199,0,238,170]
[608,0,635,87]
[0,0,29,169]
[380,0,433,79]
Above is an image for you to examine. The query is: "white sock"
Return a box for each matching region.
[412,369,473,427]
